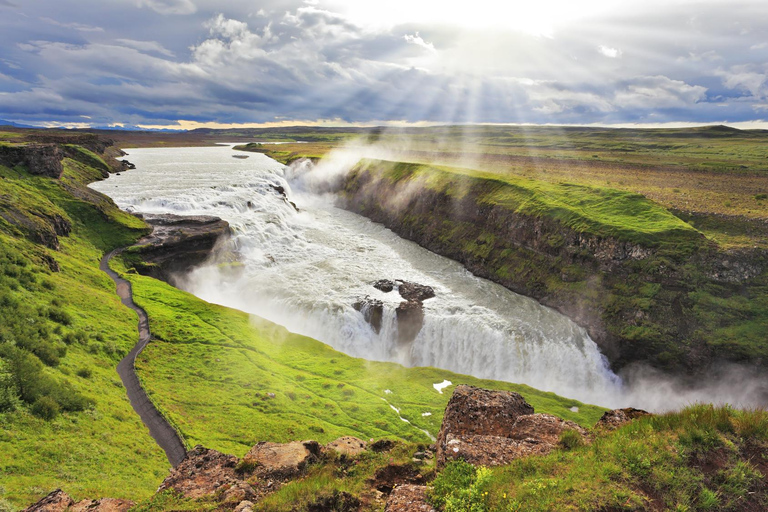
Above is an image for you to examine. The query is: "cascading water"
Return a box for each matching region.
[93,145,622,406]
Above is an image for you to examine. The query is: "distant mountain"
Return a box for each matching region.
[0,119,36,128]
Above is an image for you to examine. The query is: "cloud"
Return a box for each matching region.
[40,17,104,32]
[136,0,196,15]
[114,39,175,57]
[0,0,18,7]
[2,0,768,127]
[597,45,621,58]
[403,33,436,52]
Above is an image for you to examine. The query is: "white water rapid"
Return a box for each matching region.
[91,145,766,411]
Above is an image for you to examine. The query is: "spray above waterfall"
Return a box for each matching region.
[91,144,768,412]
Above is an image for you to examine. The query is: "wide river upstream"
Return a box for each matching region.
[91,145,764,410]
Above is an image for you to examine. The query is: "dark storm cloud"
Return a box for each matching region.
[1,0,768,126]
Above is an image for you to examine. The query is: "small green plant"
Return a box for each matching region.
[76,367,92,379]
[234,458,260,475]
[755,193,767,200]
[698,487,720,510]
[31,396,60,420]
[558,429,584,450]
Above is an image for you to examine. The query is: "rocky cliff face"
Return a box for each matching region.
[339,160,768,373]
[0,144,64,178]
[126,213,230,285]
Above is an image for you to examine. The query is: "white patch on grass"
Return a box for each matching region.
[433,380,452,394]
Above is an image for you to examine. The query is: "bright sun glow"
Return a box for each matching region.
[325,0,620,36]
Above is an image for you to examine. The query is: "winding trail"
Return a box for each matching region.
[100,249,188,467]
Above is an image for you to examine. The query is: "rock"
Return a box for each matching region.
[130,214,230,285]
[325,436,367,457]
[244,440,321,480]
[396,281,435,302]
[0,143,64,179]
[374,279,395,292]
[596,408,651,430]
[507,413,587,444]
[23,490,73,512]
[306,491,361,512]
[436,386,595,467]
[353,296,384,333]
[385,485,436,512]
[370,464,424,494]
[119,160,136,170]
[157,445,248,499]
[234,500,254,512]
[440,413,588,467]
[439,434,551,467]
[370,439,396,452]
[70,498,135,512]
[436,385,534,449]
[395,300,424,345]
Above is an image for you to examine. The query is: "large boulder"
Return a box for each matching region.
[244,440,321,480]
[596,408,651,430]
[352,297,384,334]
[157,445,252,500]
[23,490,73,512]
[437,385,534,447]
[436,385,587,467]
[385,485,436,512]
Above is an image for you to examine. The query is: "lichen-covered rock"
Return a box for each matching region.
[596,408,651,430]
[436,385,534,465]
[23,490,74,512]
[157,445,247,499]
[234,500,254,512]
[325,436,367,457]
[436,386,589,467]
[385,485,436,512]
[244,440,321,480]
[70,498,135,512]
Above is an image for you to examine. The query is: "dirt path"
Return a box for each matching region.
[100,249,188,467]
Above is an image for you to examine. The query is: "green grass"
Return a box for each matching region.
[117,262,604,457]
[0,160,167,508]
[355,159,704,252]
[428,404,768,511]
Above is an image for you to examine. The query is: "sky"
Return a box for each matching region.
[1,0,768,129]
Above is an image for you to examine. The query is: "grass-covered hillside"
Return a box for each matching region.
[0,150,169,508]
[0,133,605,510]
[430,404,768,511]
[118,258,603,456]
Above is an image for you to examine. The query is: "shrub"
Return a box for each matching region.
[428,460,478,509]
[76,367,92,379]
[558,429,585,450]
[31,396,60,420]
[46,306,72,326]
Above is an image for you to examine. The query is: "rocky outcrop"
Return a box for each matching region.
[22,492,133,512]
[243,440,321,480]
[0,144,64,178]
[385,485,436,512]
[352,296,384,333]
[128,213,230,285]
[596,407,652,430]
[355,279,435,344]
[158,445,249,499]
[23,490,73,512]
[325,436,367,457]
[436,385,586,467]
[70,498,134,512]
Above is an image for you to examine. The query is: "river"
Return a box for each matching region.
[90,144,765,410]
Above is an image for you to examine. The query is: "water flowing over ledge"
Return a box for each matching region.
[91,145,765,411]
